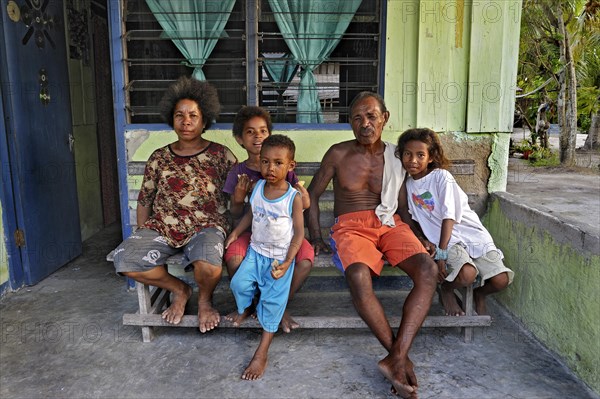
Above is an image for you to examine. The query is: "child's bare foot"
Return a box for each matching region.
[161,284,192,324]
[197,300,220,333]
[225,308,252,327]
[474,290,488,315]
[377,354,418,398]
[281,310,299,333]
[241,353,268,380]
[439,284,465,316]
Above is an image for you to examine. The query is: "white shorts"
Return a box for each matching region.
[445,245,514,287]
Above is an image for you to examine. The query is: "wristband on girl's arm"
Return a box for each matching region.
[434,247,448,261]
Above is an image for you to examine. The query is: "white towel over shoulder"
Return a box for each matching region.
[375,142,406,227]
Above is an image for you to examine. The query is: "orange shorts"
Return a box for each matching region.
[330,210,427,276]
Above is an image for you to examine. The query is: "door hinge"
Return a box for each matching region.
[14,229,25,247]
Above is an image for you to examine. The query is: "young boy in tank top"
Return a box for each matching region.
[224,134,304,380]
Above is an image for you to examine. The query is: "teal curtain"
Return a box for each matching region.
[145,0,235,80]
[263,53,298,87]
[268,0,361,123]
[262,53,299,121]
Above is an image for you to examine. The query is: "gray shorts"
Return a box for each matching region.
[113,228,225,274]
[445,245,514,287]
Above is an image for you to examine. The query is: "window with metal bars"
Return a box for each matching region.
[121,0,383,125]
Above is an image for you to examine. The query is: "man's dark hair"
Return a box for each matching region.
[232,106,273,138]
[158,76,220,130]
[348,91,388,116]
[261,134,295,159]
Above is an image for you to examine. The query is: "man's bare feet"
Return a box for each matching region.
[241,353,268,380]
[473,290,488,315]
[161,284,192,324]
[197,300,220,333]
[439,284,465,316]
[281,310,299,333]
[225,308,252,327]
[377,354,418,398]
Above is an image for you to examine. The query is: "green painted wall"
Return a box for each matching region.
[467,1,522,132]
[483,194,600,393]
[129,129,360,163]
[488,133,511,192]
[384,0,521,133]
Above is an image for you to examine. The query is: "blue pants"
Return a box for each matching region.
[230,247,295,333]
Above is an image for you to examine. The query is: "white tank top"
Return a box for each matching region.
[249,179,298,260]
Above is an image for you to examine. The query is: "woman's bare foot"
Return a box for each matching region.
[197,300,220,333]
[377,354,418,398]
[241,353,268,380]
[473,290,488,315]
[161,284,192,324]
[439,284,465,316]
[281,310,299,333]
[225,307,252,327]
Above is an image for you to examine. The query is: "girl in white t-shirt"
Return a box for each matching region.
[396,128,514,316]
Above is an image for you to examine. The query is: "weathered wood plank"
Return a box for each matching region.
[385,0,419,130]
[416,0,469,131]
[123,314,491,329]
[466,1,522,132]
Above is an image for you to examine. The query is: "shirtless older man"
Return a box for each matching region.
[307,92,437,398]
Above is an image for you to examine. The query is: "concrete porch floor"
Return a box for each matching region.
[0,222,598,399]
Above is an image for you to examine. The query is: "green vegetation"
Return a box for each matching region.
[517,0,600,164]
[529,148,560,166]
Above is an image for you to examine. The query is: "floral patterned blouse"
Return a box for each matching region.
[137,142,237,247]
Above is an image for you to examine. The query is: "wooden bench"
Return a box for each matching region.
[110,159,491,342]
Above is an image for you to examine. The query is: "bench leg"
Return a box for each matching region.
[141,326,154,343]
[132,265,173,342]
[123,282,172,342]
[137,282,155,343]
[462,285,474,342]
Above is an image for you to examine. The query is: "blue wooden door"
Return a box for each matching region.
[0,0,81,285]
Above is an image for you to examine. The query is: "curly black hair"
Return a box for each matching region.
[261,134,295,160]
[158,76,221,130]
[232,106,273,138]
[395,128,451,170]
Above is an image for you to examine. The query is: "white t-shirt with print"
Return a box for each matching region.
[405,168,499,259]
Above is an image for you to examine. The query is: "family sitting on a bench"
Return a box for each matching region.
[111,76,513,397]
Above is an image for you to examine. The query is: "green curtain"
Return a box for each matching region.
[145,0,235,80]
[263,53,298,87]
[268,0,361,123]
[263,53,299,121]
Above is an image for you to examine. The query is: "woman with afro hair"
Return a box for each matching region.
[113,76,237,333]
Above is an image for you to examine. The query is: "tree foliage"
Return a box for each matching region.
[517,0,600,162]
